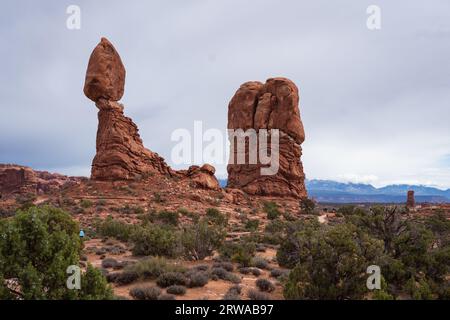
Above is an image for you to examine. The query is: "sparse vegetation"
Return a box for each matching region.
[124,257,186,280]
[181,218,226,260]
[263,201,280,220]
[245,219,259,231]
[156,272,188,288]
[80,199,93,208]
[97,217,136,242]
[248,289,271,300]
[166,285,186,295]
[131,225,179,257]
[219,239,256,267]
[256,278,275,292]
[223,285,242,300]
[251,257,270,270]
[187,271,209,288]
[129,286,161,300]
[205,208,228,226]
[299,197,316,215]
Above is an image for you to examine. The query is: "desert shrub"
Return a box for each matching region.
[192,265,209,272]
[114,270,139,285]
[131,225,180,257]
[245,219,259,231]
[181,218,226,260]
[282,223,384,300]
[225,273,241,284]
[114,204,144,215]
[15,193,37,209]
[256,278,275,292]
[156,272,188,288]
[263,220,286,245]
[299,197,316,215]
[263,201,280,220]
[248,289,271,300]
[125,256,185,280]
[211,267,228,279]
[166,285,187,295]
[213,262,234,272]
[129,286,161,300]
[251,257,269,270]
[223,285,242,300]
[282,211,297,221]
[238,267,251,275]
[80,199,93,208]
[205,208,228,226]
[97,217,135,242]
[219,240,256,267]
[102,258,119,269]
[0,206,113,300]
[210,267,241,283]
[156,210,180,226]
[158,293,176,300]
[270,269,288,278]
[404,276,433,300]
[276,219,321,268]
[188,272,209,288]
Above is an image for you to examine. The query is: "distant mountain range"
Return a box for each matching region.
[218,178,450,203]
[306,179,450,203]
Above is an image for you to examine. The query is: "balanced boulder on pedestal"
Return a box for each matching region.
[84,38,172,180]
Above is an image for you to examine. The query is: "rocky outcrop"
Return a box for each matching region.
[226,78,307,198]
[407,190,415,208]
[0,164,79,196]
[84,38,173,181]
[186,164,220,190]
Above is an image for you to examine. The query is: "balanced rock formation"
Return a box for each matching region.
[84,38,173,180]
[226,78,307,198]
[0,164,80,197]
[84,38,219,189]
[406,190,415,208]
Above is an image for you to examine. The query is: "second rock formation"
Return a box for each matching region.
[226,78,307,198]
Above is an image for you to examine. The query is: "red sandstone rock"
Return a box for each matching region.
[91,99,173,180]
[83,38,173,181]
[84,38,125,102]
[407,190,415,207]
[186,164,220,190]
[227,77,307,198]
[0,164,80,196]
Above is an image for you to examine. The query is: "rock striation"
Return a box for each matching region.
[226,78,307,198]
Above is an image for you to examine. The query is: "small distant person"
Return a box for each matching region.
[79,229,85,238]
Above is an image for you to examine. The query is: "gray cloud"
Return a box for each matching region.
[0,0,449,188]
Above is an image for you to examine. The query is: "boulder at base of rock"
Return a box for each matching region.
[186,164,220,190]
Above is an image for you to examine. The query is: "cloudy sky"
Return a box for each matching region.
[1,0,449,189]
